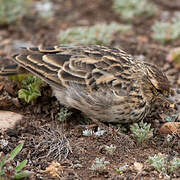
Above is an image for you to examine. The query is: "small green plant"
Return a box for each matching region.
[0,143,31,179]
[148,154,180,175]
[104,144,116,155]
[82,129,93,137]
[113,0,157,21]
[18,75,45,103]
[90,157,110,172]
[0,0,32,25]
[35,0,54,20]
[148,154,167,174]
[152,16,180,44]
[94,127,106,137]
[57,22,131,45]
[82,127,106,137]
[58,107,72,122]
[130,121,153,144]
[115,164,129,174]
[168,157,180,174]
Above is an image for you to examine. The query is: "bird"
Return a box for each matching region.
[0,45,173,123]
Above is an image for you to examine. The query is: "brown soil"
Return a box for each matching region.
[0,0,179,179]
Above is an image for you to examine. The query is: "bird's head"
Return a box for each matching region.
[145,63,170,97]
[140,63,175,114]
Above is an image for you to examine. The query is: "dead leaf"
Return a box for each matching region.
[43,161,63,179]
[137,35,148,44]
[133,162,143,172]
[160,122,180,135]
[4,82,16,95]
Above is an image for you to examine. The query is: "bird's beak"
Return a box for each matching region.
[165,96,175,109]
[157,92,174,107]
[155,92,176,116]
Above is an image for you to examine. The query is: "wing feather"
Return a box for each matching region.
[13,45,137,95]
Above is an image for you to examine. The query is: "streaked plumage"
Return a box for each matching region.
[0,45,172,123]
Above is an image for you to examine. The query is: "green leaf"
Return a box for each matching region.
[18,89,29,102]
[18,75,43,103]
[18,87,41,103]
[14,170,31,179]
[22,75,44,89]
[9,143,23,161]
[15,160,27,172]
[0,155,6,175]
[8,74,28,82]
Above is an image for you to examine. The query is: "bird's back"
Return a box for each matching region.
[11,45,149,122]
[2,45,167,123]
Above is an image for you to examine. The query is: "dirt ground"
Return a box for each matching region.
[0,0,180,179]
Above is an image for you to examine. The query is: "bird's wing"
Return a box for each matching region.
[12,45,138,93]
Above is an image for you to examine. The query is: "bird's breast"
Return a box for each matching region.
[52,86,150,123]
